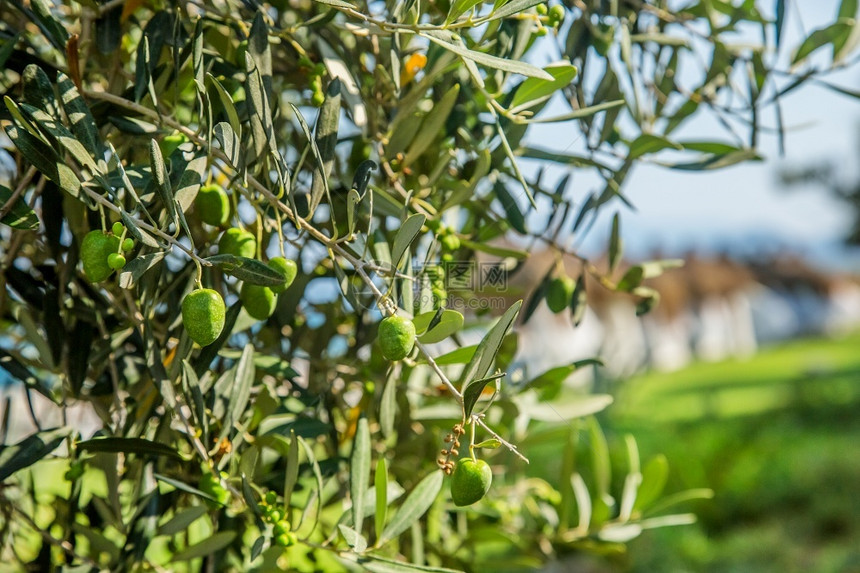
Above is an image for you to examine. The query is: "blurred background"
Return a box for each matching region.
[515,1,860,570]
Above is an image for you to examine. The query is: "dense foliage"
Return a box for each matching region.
[0,0,856,570]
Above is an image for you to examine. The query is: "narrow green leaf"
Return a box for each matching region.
[213,122,240,168]
[120,211,160,248]
[21,64,58,118]
[413,310,464,343]
[404,84,459,167]
[656,149,762,170]
[446,0,484,24]
[374,459,388,542]
[171,531,236,562]
[463,372,505,419]
[459,239,528,259]
[458,300,522,388]
[310,79,342,213]
[290,103,332,221]
[57,72,101,158]
[205,254,287,286]
[284,429,299,512]
[207,74,242,137]
[608,213,622,273]
[312,0,357,7]
[118,251,165,289]
[222,344,255,440]
[356,555,462,573]
[487,0,544,21]
[379,470,444,545]
[20,102,98,172]
[153,473,221,504]
[431,345,477,366]
[149,139,178,227]
[391,213,426,269]
[4,122,81,197]
[616,265,644,292]
[339,524,368,553]
[510,63,578,111]
[474,439,501,449]
[0,184,39,230]
[792,21,852,66]
[628,133,682,159]
[157,506,207,537]
[351,418,371,532]
[493,181,527,234]
[634,454,669,512]
[28,0,70,52]
[77,437,181,459]
[0,427,71,481]
[422,31,553,80]
[379,370,397,439]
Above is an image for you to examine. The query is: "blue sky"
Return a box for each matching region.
[523,1,860,266]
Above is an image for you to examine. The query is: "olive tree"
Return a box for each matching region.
[0,0,856,570]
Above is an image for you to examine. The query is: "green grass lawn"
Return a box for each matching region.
[605,332,860,572]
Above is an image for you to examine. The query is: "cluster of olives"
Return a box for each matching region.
[80,221,136,283]
[179,181,299,347]
[198,467,231,509]
[299,56,328,107]
[258,491,297,548]
[182,228,298,347]
[534,3,566,35]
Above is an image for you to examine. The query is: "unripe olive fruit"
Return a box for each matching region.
[273,520,290,536]
[107,253,126,270]
[218,228,256,259]
[160,132,188,157]
[311,90,325,107]
[182,289,226,346]
[240,283,277,320]
[441,233,461,251]
[268,257,298,294]
[549,4,565,23]
[81,230,121,283]
[122,238,135,252]
[265,491,277,505]
[546,276,575,314]
[536,3,548,14]
[111,221,125,236]
[198,470,230,509]
[450,458,492,507]
[196,184,231,227]
[378,315,416,361]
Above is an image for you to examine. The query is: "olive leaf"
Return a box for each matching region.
[0,427,71,482]
[378,470,443,545]
[458,300,521,389]
[205,254,287,286]
[462,371,505,419]
[350,417,371,532]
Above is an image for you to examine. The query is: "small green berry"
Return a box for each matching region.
[378,315,416,361]
[265,491,277,505]
[218,228,256,259]
[268,257,298,294]
[273,520,289,536]
[311,90,325,107]
[195,184,231,227]
[536,3,548,14]
[112,221,124,236]
[549,4,565,24]
[450,458,492,506]
[107,253,126,270]
[81,230,121,283]
[122,238,135,252]
[182,289,226,346]
[240,283,277,320]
